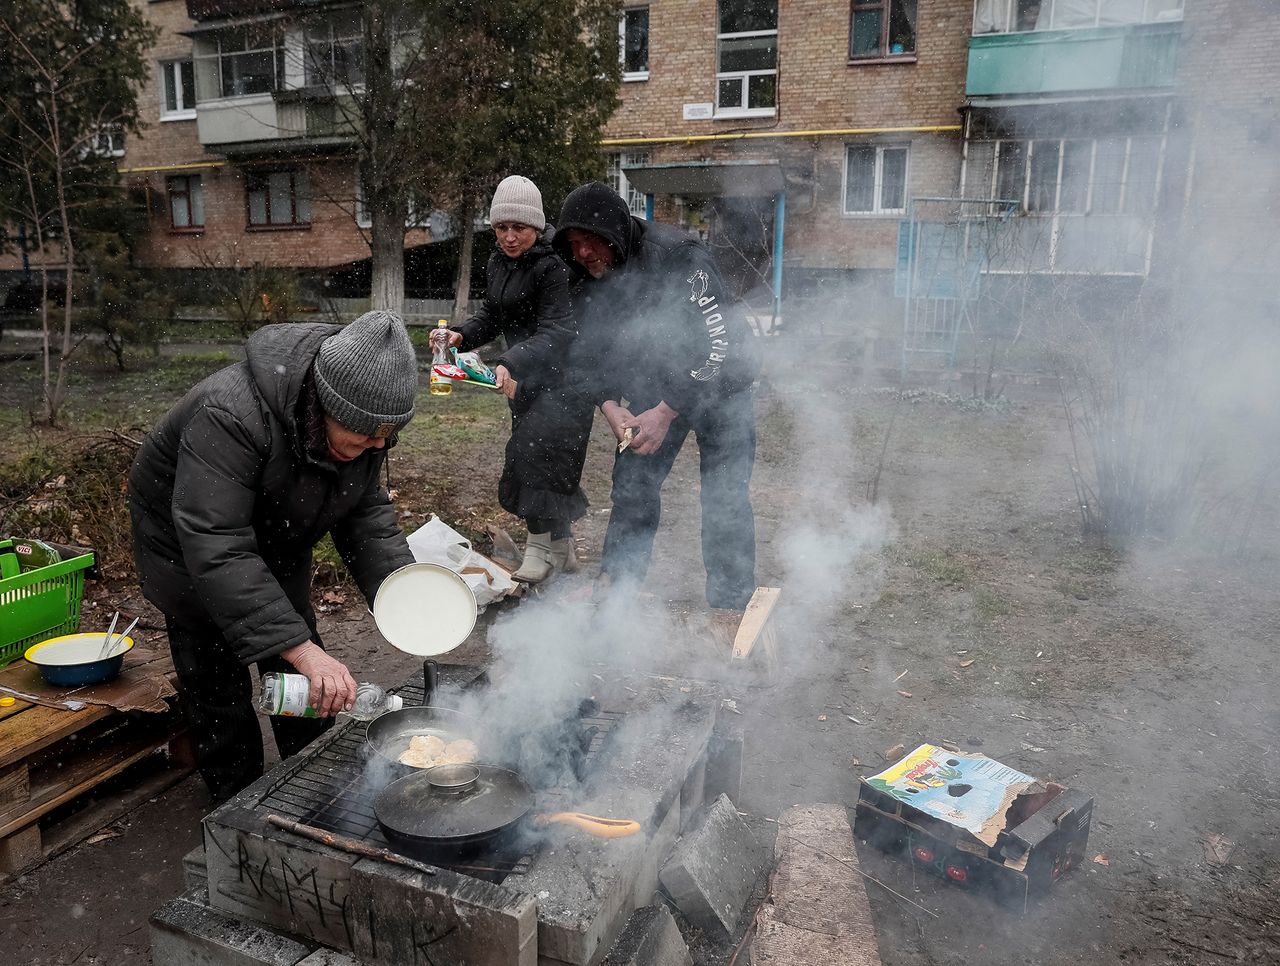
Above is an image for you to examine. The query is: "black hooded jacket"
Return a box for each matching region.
[127,323,413,665]
[553,182,760,414]
[451,231,574,401]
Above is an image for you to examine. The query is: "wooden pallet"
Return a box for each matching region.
[0,649,192,880]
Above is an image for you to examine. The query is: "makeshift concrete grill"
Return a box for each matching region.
[189,663,730,966]
[257,672,626,883]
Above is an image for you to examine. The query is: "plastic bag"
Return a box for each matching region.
[406,515,517,611]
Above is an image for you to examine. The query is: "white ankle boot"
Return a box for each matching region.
[553,537,579,575]
[513,532,555,583]
[513,533,578,583]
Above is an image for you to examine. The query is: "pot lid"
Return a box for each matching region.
[374,764,534,841]
[372,563,477,656]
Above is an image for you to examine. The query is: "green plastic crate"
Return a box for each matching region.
[0,551,95,668]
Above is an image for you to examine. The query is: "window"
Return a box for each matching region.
[167,175,204,230]
[977,136,1162,215]
[843,144,908,214]
[972,0,1182,34]
[620,7,649,80]
[607,151,650,216]
[160,59,196,118]
[965,134,1167,274]
[850,0,917,60]
[305,13,365,89]
[88,125,125,158]
[246,169,311,228]
[199,26,284,98]
[716,0,777,115]
[355,176,430,229]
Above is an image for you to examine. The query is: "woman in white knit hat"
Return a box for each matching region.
[431,175,593,583]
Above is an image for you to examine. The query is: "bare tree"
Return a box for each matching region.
[0,0,155,424]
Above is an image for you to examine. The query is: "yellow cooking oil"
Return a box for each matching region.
[430,319,453,396]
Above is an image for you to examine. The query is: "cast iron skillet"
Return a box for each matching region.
[373,762,641,861]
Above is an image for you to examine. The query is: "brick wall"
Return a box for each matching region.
[119,0,404,274]
[608,1,972,278]
[1171,0,1279,281]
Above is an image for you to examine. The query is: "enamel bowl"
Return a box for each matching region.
[24,632,135,687]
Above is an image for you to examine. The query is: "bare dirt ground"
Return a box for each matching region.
[1,342,1278,965]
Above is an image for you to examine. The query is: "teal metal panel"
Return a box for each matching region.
[966,21,1181,97]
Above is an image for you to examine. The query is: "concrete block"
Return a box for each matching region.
[349,860,537,966]
[296,951,364,965]
[602,905,692,966]
[751,804,881,966]
[679,756,707,831]
[183,843,208,891]
[704,719,744,805]
[632,800,681,909]
[150,886,316,966]
[658,794,767,940]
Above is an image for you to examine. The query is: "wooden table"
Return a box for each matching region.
[0,647,192,879]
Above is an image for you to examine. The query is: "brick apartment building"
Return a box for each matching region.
[7,0,1270,346]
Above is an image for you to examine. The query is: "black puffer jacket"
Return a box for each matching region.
[553,182,760,415]
[127,323,413,666]
[452,232,574,403]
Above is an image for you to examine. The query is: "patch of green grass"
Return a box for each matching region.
[1061,547,1122,576]
[396,389,509,451]
[972,586,1012,621]
[886,543,974,587]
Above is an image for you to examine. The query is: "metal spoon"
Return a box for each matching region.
[98,612,120,660]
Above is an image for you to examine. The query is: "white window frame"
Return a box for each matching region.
[160,58,197,120]
[971,0,1183,36]
[842,143,909,216]
[620,6,650,82]
[196,27,286,101]
[88,125,125,158]
[607,151,650,216]
[303,14,365,91]
[715,29,777,117]
[962,133,1168,274]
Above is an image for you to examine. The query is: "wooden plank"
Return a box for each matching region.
[0,823,42,877]
[0,723,183,836]
[0,704,113,770]
[0,762,30,811]
[730,587,781,662]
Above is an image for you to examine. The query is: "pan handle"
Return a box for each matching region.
[534,812,642,839]
[422,660,438,707]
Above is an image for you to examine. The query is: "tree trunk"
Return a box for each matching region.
[452,200,476,324]
[369,205,405,314]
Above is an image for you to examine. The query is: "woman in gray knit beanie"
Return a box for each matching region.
[430,175,593,584]
[126,312,420,802]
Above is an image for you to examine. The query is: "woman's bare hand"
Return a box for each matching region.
[280,641,357,716]
[494,364,518,400]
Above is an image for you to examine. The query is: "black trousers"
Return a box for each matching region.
[602,388,757,610]
[166,611,331,803]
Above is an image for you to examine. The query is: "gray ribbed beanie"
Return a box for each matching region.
[313,310,417,438]
[489,175,546,230]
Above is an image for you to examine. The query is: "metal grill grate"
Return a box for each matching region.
[258,692,624,884]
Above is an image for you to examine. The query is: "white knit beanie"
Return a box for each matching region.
[489,175,546,230]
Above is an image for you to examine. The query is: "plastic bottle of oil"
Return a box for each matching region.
[430,319,454,396]
[258,673,403,720]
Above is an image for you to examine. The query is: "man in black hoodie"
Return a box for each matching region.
[554,183,761,618]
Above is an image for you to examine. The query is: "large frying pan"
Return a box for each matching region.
[373,763,640,861]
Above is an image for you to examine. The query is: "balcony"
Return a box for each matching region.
[966,21,1181,98]
[187,0,307,18]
